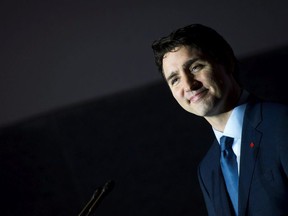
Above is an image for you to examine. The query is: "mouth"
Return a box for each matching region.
[188,89,208,103]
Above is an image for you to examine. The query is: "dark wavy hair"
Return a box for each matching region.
[151,24,238,75]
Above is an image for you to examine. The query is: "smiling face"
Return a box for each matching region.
[162,45,240,117]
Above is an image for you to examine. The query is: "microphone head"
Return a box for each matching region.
[102,180,115,193]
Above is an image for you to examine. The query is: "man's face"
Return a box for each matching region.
[162,45,236,117]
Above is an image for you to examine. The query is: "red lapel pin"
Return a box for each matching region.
[250,142,255,148]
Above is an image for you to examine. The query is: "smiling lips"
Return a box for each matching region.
[187,88,208,103]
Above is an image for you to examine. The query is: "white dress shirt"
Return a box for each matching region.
[213,90,249,175]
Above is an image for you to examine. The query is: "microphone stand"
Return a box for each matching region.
[78,180,114,216]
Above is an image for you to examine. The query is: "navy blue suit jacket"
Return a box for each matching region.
[198,99,288,216]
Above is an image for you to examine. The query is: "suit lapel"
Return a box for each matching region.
[238,101,262,216]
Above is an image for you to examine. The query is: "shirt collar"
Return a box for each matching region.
[213,90,249,143]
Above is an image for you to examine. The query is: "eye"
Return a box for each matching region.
[170,77,179,86]
[190,64,203,73]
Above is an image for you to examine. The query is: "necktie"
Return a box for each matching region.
[220,136,238,215]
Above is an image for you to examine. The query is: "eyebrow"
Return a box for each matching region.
[166,71,178,83]
[182,58,200,70]
[165,58,200,83]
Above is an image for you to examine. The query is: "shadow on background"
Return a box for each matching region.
[1,45,288,216]
[238,44,288,104]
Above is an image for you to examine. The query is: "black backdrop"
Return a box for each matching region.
[1,47,288,216]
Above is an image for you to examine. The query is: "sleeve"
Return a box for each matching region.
[279,130,288,177]
[278,105,288,176]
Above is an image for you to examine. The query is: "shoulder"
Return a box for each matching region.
[245,98,288,142]
[247,97,288,117]
[262,101,288,113]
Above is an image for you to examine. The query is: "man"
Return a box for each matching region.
[151,24,288,216]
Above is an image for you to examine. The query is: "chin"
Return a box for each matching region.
[182,108,200,116]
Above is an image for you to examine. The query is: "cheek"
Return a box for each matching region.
[170,85,183,98]
[172,90,180,101]
[200,72,216,90]
[202,70,224,92]
[171,89,184,105]
[173,93,188,111]
[210,65,229,85]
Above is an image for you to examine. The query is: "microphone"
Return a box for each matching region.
[78,180,115,216]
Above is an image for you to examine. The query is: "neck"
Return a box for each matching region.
[205,110,232,132]
[205,85,243,132]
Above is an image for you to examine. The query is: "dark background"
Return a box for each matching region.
[1,0,288,127]
[1,1,288,215]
